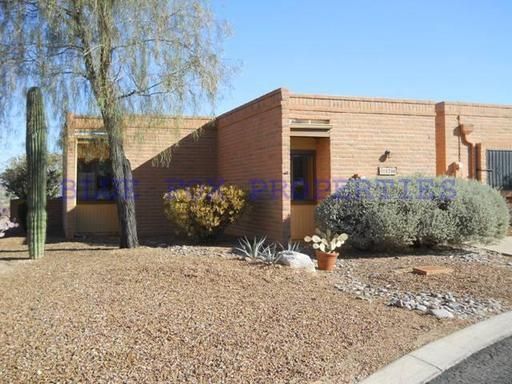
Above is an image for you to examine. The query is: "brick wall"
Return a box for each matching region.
[216,89,288,241]
[436,102,512,185]
[64,115,213,238]
[128,119,216,236]
[216,91,440,241]
[63,92,512,242]
[286,94,437,185]
[10,198,63,236]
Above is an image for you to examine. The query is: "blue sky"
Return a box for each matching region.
[1,0,511,170]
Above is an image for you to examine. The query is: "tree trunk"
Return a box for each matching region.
[103,112,139,248]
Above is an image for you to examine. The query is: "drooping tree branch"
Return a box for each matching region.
[0,0,232,248]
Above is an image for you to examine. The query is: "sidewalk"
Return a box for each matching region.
[478,236,512,256]
[358,311,512,384]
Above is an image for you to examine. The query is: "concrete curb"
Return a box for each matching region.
[358,311,512,384]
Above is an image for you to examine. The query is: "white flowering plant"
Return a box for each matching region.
[0,215,18,238]
[304,228,348,254]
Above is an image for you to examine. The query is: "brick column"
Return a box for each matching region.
[63,113,77,239]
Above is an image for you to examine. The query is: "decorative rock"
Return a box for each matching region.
[416,304,428,312]
[278,251,315,272]
[334,266,504,320]
[457,252,489,263]
[430,308,455,319]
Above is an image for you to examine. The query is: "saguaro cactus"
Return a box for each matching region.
[26,87,48,259]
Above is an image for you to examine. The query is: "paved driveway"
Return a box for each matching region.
[479,236,512,256]
[428,336,512,384]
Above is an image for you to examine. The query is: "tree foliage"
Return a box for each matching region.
[0,0,231,247]
[0,153,62,200]
[0,0,229,121]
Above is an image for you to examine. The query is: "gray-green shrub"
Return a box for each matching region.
[316,176,509,251]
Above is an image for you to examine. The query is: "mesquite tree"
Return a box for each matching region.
[0,1,229,248]
[26,87,47,259]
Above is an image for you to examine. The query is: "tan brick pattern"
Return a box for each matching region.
[64,91,512,242]
[64,115,213,238]
[436,102,512,184]
[287,95,437,185]
[216,89,287,241]
[63,113,77,238]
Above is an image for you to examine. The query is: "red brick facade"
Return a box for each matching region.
[216,89,288,240]
[436,102,512,182]
[287,94,437,183]
[63,115,213,238]
[64,89,512,241]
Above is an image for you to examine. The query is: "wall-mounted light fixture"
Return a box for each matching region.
[379,149,392,162]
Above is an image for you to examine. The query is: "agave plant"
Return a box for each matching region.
[235,236,267,261]
[235,236,285,265]
[304,228,348,254]
[261,242,282,265]
[277,240,301,253]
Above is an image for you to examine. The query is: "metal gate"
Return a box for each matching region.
[487,150,512,189]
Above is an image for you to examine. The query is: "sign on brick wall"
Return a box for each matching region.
[378,167,397,176]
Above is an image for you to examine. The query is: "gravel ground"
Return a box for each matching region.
[333,247,512,310]
[0,238,509,383]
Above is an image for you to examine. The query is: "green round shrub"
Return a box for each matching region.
[316,176,509,251]
[163,184,247,240]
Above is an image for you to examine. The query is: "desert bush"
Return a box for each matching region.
[163,184,247,240]
[317,176,509,251]
[0,154,62,200]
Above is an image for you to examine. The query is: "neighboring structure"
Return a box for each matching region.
[63,88,512,241]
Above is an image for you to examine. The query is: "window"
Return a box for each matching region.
[77,159,115,202]
[291,151,315,201]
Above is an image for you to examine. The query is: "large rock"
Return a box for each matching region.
[277,251,315,272]
[430,308,454,319]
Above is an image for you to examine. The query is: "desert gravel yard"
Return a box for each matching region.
[1,237,511,383]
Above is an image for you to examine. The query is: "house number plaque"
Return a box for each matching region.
[378,167,397,176]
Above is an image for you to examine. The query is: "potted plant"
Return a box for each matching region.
[304,229,348,271]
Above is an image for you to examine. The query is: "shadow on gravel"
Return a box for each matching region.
[337,245,484,260]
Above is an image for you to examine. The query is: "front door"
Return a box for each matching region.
[290,151,316,240]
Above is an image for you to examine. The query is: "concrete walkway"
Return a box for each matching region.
[479,236,512,256]
[358,311,512,384]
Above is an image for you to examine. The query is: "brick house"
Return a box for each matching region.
[63,88,512,241]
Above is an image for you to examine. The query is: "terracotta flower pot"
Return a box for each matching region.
[316,250,339,271]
